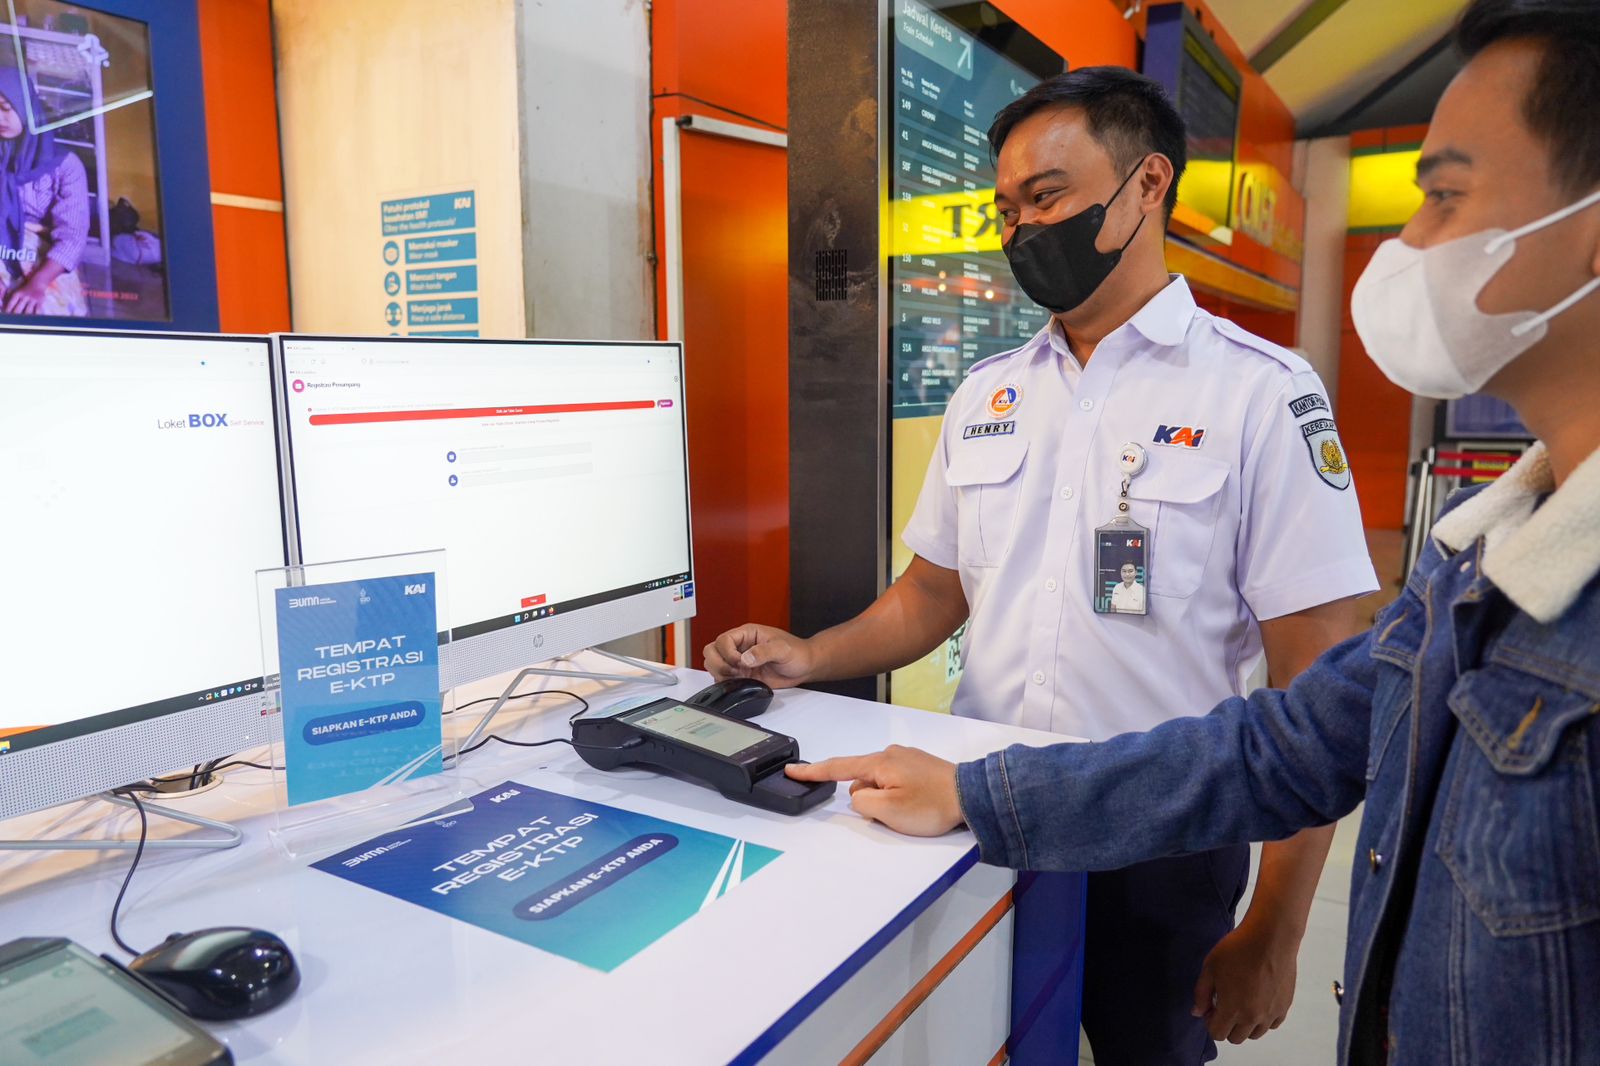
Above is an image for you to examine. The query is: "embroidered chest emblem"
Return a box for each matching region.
[1152,424,1206,449]
[987,385,1022,419]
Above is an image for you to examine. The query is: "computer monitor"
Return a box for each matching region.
[0,328,286,821]
[275,335,694,688]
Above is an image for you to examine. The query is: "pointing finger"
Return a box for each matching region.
[785,754,884,785]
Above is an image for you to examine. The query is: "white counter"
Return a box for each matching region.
[0,658,1083,1065]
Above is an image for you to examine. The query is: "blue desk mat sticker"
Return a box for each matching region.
[276,572,442,806]
[313,782,782,972]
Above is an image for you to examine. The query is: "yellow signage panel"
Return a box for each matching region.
[889,414,960,714]
[892,189,1005,257]
[1349,149,1424,231]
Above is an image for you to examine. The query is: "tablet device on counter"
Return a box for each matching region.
[0,937,232,1066]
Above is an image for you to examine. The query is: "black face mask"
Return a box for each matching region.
[1002,162,1146,315]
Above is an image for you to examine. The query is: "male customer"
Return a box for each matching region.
[708,67,1378,1062]
[789,1,1600,1062]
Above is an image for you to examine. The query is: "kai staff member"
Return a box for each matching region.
[788,0,1600,1062]
[709,68,1377,1062]
[1110,562,1146,613]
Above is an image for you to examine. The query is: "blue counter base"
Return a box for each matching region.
[1007,870,1088,1065]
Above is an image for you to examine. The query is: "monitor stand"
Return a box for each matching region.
[0,792,243,853]
[458,646,678,755]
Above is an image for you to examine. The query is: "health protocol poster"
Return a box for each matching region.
[275,573,443,806]
[314,783,782,972]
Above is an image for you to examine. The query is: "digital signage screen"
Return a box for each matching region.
[1143,3,1241,232]
[889,0,1054,418]
[887,0,1059,711]
[0,0,217,331]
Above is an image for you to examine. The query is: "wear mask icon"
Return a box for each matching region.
[1003,161,1146,315]
[1351,186,1600,399]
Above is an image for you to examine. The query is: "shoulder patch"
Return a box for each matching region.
[1288,392,1329,418]
[1211,318,1312,375]
[1301,417,1351,490]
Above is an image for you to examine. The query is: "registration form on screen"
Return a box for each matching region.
[0,332,283,737]
[279,338,691,634]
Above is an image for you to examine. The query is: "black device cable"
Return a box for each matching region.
[445,690,594,762]
[139,691,603,786]
[140,757,280,790]
[444,690,642,761]
[107,788,151,957]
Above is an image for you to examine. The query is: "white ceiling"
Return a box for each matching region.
[1197,0,1468,132]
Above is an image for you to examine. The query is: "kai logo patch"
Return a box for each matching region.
[988,384,1022,419]
[1152,424,1206,449]
[964,421,1015,439]
[1301,418,1351,490]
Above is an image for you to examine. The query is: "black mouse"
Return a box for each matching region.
[683,677,775,720]
[128,927,299,1020]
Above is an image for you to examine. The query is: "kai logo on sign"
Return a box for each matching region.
[988,385,1022,419]
[1153,425,1206,449]
[404,583,428,596]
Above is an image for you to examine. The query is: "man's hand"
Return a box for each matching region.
[703,624,818,688]
[786,746,963,836]
[1191,916,1300,1044]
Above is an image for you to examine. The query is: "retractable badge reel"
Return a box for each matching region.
[1094,443,1150,615]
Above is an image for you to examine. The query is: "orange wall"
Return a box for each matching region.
[1339,230,1411,530]
[651,0,1306,661]
[1336,125,1432,530]
[1193,292,1296,347]
[652,0,789,666]
[198,0,290,333]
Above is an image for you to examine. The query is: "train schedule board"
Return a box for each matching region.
[887,1,1060,713]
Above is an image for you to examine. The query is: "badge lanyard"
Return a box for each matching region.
[1093,443,1150,616]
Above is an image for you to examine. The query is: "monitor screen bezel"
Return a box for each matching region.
[0,326,286,817]
[271,333,696,686]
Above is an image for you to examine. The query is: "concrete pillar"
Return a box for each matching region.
[514,0,654,341]
[1294,135,1351,404]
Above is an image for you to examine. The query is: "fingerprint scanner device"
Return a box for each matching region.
[573,698,835,815]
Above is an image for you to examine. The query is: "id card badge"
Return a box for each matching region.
[1095,445,1151,616]
[1094,518,1150,615]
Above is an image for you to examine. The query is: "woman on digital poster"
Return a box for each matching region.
[0,64,89,317]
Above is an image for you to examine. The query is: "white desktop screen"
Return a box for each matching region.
[278,337,692,651]
[0,330,284,754]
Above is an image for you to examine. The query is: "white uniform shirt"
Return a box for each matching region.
[903,276,1378,740]
[1109,581,1146,613]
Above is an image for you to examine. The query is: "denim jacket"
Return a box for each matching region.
[957,443,1600,1064]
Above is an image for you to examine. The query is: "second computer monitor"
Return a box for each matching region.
[276,335,694,687]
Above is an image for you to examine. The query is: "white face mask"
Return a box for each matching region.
[1351,186,1600,399]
